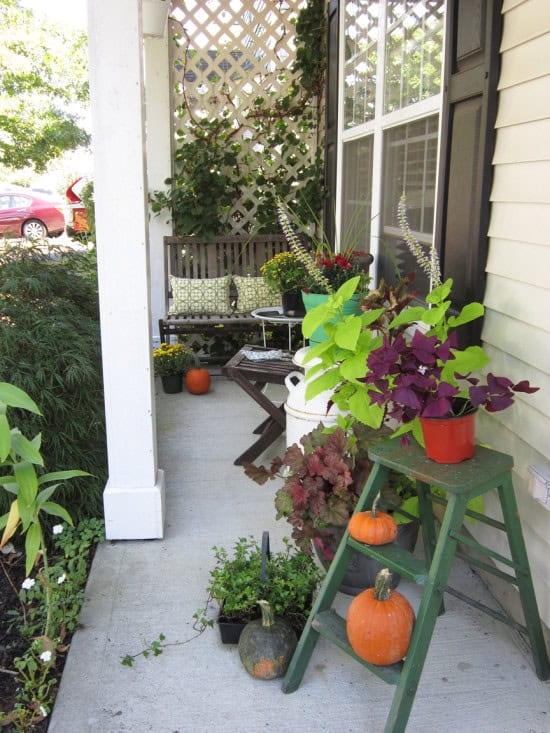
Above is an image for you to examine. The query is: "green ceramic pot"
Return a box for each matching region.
[301,291,363,345]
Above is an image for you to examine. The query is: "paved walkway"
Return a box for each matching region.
[49,375,550,732]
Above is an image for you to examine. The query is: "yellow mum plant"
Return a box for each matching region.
[261,251,308,294]
[152,343,194,377]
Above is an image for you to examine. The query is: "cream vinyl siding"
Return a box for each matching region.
[479,0,550,629]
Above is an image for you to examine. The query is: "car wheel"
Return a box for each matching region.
[22,219,48,240]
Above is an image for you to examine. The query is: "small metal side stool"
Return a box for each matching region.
[282,440,550,733]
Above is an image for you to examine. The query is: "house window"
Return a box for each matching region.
[384,0,444,113]
[339,0,444,297]
[341,135,374,250]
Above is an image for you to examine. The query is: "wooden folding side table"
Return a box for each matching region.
[283,440,550,733]
[222,345,298,465]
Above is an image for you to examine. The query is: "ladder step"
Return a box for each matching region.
[347,537,429,584]
[312,609,403,685]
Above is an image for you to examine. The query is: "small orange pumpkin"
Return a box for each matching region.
[346,568,415,666]
[185,368,211,394]
[348,508,397,545]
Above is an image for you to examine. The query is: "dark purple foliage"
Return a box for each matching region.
[365,327,538,420]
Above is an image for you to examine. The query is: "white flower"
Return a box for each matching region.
[39,706,47,718]
[57,574,66,585]
[22,578,35,590]
[418,365,427,375]
[40,650,52,663]
[52,524,64,535]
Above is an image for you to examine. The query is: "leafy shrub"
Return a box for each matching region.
[0,244,106,521]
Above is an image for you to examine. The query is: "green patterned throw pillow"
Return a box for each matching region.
[233,275,282,313]
[168,275,233,315]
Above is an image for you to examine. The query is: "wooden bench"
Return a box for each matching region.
[158,233,291,346]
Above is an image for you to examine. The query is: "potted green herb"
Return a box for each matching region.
[196,535,322,643]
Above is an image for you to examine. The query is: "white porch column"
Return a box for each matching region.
[144,33,172,343]
[88,0,165,539]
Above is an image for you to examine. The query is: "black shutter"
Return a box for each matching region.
[323,0,339,247]
[435,0,503,344]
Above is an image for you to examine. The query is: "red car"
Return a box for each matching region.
[0,190,65,239]
[65,177,89,238]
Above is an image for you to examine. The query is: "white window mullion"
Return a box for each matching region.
[334,0,346,252]
[369,0,388,282]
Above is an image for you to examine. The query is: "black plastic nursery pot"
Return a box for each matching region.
[313,520,420,595]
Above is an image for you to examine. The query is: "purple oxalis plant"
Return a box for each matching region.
[364,328,538,423]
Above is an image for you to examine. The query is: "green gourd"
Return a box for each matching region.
[237,600,297,680]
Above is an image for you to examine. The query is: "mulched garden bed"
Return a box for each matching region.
[0,552,49,731]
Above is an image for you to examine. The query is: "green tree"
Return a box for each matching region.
[0,0,90,173]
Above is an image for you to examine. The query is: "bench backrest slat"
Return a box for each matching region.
[163,234,291,308]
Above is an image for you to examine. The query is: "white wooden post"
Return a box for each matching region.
[88,0,165,539]
[144,33,172,344]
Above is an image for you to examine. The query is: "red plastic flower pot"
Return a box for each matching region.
[419,410,476,463]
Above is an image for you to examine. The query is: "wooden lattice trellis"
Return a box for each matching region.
[169,0,322,235]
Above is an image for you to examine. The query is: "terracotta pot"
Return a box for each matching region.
[420,408,476,463]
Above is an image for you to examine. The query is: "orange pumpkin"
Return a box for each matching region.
[348,509,397,545]
[185,368,211,394]
[346,568,415,666]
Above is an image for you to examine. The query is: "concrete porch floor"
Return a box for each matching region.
[49,374,550,733]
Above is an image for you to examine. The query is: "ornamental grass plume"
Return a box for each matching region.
[277,201,334,294]
[397,193,442,288]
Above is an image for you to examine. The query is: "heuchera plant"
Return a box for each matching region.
[245,426,367,558]
[244,423,417,559]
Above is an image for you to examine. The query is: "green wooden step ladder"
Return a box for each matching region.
[282,440,550,733]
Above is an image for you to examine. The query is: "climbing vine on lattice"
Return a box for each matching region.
[151,0,327,238]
